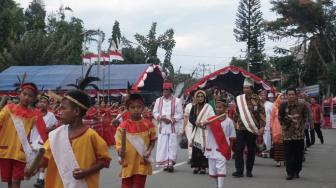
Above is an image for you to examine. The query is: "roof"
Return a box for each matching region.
[0,64,164,92]
[185,65,275,96]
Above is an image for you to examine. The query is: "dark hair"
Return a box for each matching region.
[286,87,297,94]
[66,90,91,116]
[126,93,145,108]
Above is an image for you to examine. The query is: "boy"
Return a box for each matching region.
[203,99,235,188]
[25,90,112,188]
[0,83,44,188]
[33,94,59,188]
[116,93,157,188]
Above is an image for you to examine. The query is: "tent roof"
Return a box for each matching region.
[185,66,275,96]
[0,64,164,92]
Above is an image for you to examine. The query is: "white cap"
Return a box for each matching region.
[243,78,254,87]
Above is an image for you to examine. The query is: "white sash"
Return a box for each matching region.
[126,134,153,162]
[236,94,258,134]
[49,125,88,188]
[191,104,212,150]
[10,114,35,165]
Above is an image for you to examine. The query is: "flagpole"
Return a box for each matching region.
[108,57,111,104]
[97,29,102,106]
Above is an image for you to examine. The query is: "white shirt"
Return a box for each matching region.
[264,101,273,131]
[152,96,183,134]
[43,111,58,129]
[205,117,236,159]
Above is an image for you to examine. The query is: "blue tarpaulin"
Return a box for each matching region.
[0,64,162,92]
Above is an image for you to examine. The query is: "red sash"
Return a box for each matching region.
[33,109,48,142]
[208,116,231,160]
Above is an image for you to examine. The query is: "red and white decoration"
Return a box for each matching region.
[82,50,124,65]
[132,64,166,91]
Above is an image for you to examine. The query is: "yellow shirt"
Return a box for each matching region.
[44,128,112,188]
[0,104,35,162]
[116,119,157,178]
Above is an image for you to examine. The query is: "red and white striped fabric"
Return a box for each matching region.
[82,50,123,65]
[109,50,124,61]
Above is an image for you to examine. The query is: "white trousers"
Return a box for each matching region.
[156,133,177,167]
[263,130,272,151]
[208,158,226,177]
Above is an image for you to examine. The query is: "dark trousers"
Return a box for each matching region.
[283,140,304,176]
[310,123,324,144]
[304,129,311,147]
[235,130,256,174]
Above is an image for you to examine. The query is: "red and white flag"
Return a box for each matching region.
[109,50,124,61]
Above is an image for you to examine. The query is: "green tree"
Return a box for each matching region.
[267,0,336,93]
[0,0,25,53]
[108,21,121,50]
[47,9,84,65]
[134,22,176,79]
[229,57,248,70]
[234,0,265,77]
[25,0,46,32]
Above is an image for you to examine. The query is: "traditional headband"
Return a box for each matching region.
[64,95,89,110]
[21,84,38,94]
[39,94,50,101]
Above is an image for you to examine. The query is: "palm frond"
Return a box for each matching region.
[85,65,94,78]
[78,76,100,90]
[87,83,99,91]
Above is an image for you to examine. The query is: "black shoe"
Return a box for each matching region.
[163,167,169,171]
[246,172,253,177]
[199,168,206,174]
[168,166,174,173]
[193,168,199,174]
[286,175,294,180]
[232,172,244,177]
[34,179,44,188]
[295,173,300,178]
[321,138,324,144]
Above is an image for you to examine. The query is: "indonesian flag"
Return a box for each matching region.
[109,50,124,61]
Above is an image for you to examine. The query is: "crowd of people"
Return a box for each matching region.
[0,78,326,188]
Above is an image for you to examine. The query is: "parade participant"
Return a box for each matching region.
[270,94,285,167]
[298,93,313,148]
[33,93,58,188]
[116,93,157,188]
[310,97,324,144]
[183,95,194,163]
[279,88,309,180]
[112,94,131,126]
[0,83,45,188]
[260,90,273,157]
[25,90,112,188]
[203,98,235,188]
[232,78,265,178]
[189,90,215,174]
[153,82,183,172]
[208,87,222,111]
[268,93,275,103]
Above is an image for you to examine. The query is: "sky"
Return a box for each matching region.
[15,0,295,76]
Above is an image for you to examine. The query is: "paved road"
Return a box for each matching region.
[1,129,336,188]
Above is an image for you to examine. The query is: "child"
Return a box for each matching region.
[32,94,59,188]
[0,83,43,188]
[116,93,157,188]
[203,99,236,188]
[25,90,112,188]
